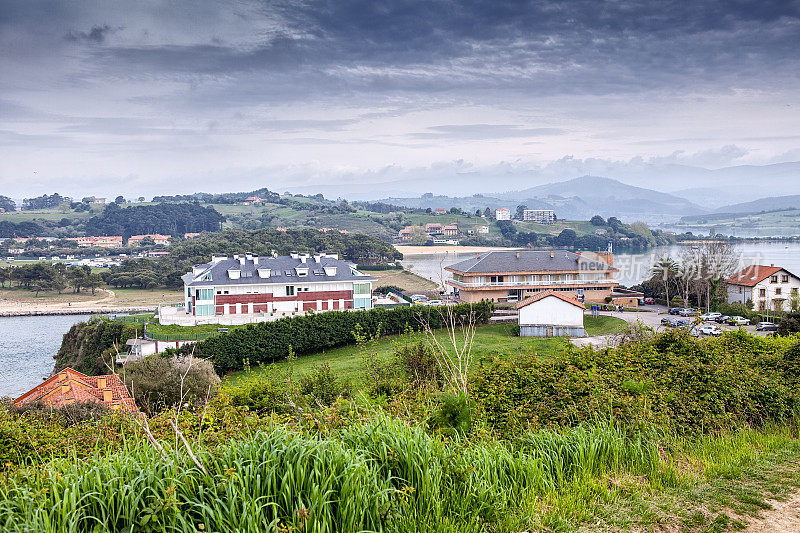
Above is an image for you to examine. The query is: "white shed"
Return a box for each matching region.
[516,290,585,337]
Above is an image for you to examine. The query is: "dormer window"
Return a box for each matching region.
[296,267,309,277]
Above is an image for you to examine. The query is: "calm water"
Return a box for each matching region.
[401,242,800,289]
[0,314,91,398]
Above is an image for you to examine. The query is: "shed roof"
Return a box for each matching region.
[516,290,586,310]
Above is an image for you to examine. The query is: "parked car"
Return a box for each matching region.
[699,324,723,336]
[715,315,731,324]
[699,312,722,321]
[756,321,779,331]
[662,317,679,327]
[668,307,682,315]
[643,297,655,304]
[678,308,696,317]
[727,316,750,326]
[689,326,701,337]
[410,294,429,303]
[427,299,444,306]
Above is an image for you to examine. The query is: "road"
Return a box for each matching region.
[573,304,772,348]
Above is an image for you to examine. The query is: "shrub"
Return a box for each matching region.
[299,363,352,406]
[394,341,443,387]
[191,301,493,374]
[472,330,798,436]
[428,391,475,435]
[121,355,220,414]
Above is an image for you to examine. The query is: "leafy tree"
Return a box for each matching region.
[590,215,606,226]
[496,220,516,239]
[554,229,577,248]
[67,267,89,293]
[0,195,16,212]
[22,193,64,210]
[114,195,125,204]
[515,205,527,220]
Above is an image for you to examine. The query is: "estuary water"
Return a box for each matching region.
[0,314,91,398]
[400,241,800,289]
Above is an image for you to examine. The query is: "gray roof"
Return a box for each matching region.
[183,255,375,287]
[445,250,615,274]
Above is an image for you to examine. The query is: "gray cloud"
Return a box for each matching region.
[0,0,799,198]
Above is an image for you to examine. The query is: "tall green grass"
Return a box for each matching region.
[0,417,678,533]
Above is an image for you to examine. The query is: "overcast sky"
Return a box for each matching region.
[1,0,799,199]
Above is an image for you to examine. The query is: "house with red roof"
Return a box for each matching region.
[516,289,585,337]
[726,264,800,312]
[14,368,138,413]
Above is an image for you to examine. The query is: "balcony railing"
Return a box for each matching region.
[447,279,616,288]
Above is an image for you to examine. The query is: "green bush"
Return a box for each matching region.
[191,301,493,374]
[428,391,475,435]
[120,355,221,415]
[299,363,352,406]
[472,329,798,436]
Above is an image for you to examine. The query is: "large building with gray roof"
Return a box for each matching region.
[444,250,619,304]
[180,252,375,321]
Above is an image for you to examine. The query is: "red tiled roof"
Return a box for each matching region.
[516,290,585,310]
[726,265,785,287]
[14,368,138,412]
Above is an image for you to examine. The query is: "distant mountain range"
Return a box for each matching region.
[713,195,800,215]
[382,176,706,223]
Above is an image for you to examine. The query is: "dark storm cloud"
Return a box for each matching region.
[65,24,116,43]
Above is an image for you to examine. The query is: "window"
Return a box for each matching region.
[792,288,799,296]
[759,301,766,311]
[195,304,215,316]
[782,275,789,283]
[489,275,504,283]
[195,288,214,300]
[354,283,371,295]
[776,288,782,295]
[286,285,295,296]
[760,288,766,297]
[771,275,778,283]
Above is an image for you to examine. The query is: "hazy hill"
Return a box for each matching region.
[713,195,800,215]
[499,176,705,221]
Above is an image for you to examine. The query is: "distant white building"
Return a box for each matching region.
[523,209,555,224]
[495,208,511,220]
[516,290,585,337]
[726,264,800,312]
[476,225,489,234]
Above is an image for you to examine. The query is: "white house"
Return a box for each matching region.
[495,208,511,220]
[726,264,800,312]
[516,290,585,337]
[523,209,555,224]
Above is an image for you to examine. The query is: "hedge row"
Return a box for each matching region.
[191,301,493,374]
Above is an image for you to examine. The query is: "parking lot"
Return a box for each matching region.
[592,304,775,337]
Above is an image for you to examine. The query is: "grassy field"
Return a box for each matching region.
[369,269,439,292]
[0,288,103,304]
[109,288,184,306]
[225,317,626,386]
[584,315,629,335]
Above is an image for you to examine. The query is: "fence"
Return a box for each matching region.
[143,326,220,342]
[111,314,153,324]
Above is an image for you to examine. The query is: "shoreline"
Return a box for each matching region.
[0,306,155,318]
[396,245,521,256]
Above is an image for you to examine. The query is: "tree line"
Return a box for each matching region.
[0,263,103,297]
[85,203,225,238]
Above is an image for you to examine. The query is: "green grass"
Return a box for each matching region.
[2,416,799,532]
[584,315,629,336]
[226,323,569,386]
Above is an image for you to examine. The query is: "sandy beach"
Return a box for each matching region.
[395,245,520,256]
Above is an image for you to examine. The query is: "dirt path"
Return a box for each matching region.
[744,492,800,532]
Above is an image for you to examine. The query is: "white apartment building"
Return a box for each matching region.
[523,209,555,224]
[495,208,511,220]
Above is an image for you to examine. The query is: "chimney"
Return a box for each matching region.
[771,263,774,267]
[515,251,520,259]
[97,377,106,388]
[239,257,245,266]
[253,256,259,266]
[476,253,480,259]
[103,390,112,402]
[550,251,554,258]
